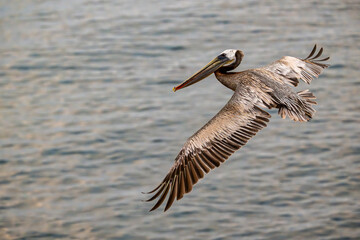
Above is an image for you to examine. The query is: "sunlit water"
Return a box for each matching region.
[1,0,359,239]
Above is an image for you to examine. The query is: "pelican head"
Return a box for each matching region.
[173,49,240,92]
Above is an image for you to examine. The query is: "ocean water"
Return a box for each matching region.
[0,0,359,239]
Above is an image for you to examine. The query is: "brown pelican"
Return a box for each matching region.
[145,45,329,212]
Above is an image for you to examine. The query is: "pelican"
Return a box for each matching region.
[145,45,329,212]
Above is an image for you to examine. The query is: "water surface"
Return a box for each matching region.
[0,0,359,239]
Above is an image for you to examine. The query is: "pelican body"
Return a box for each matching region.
[146,45,329,212]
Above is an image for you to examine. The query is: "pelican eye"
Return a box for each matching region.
[218,53,228,60]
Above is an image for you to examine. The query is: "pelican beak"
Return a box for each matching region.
[173,54,231,92]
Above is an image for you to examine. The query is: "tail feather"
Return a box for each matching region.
[277,89,316,122]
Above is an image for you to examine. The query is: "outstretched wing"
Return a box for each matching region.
[145,85,272,212]
[264,44,330,87]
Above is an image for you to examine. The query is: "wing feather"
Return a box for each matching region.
[146,87,272,211]
[305,44,317,59]
[264,44,330,86]
[195,155,210,173]
[177,170,185,200]
[164,175,178,211]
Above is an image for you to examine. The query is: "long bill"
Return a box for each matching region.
[173,55,231,92]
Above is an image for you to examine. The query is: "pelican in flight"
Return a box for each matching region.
[145,45,329,212]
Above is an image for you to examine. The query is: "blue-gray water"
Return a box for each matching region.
[1,0,359,239]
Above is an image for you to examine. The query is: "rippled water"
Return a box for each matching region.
[1,0,359,239]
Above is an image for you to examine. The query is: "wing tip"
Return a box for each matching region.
[303,44,330,67]
[305,44,317,59]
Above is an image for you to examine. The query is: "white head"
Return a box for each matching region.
[220,49,238,61]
